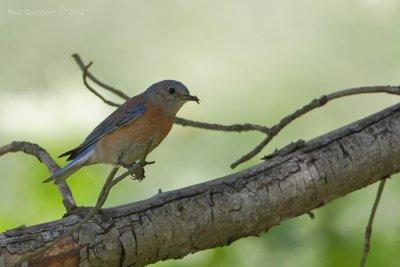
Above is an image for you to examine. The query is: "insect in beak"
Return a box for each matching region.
[182,94,200,104]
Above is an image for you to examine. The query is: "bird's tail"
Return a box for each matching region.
[43,149,93,184]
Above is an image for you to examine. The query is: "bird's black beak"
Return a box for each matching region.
[183,94,200,104]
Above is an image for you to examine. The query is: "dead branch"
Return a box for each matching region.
[359,178,387,267]
[0,141,76,212]
[12,139,155,266]
[1,102,399,266]
[82,61,120,107]
[71,54,130,100]
[231,85,400,168]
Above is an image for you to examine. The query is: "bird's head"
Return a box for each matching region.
[145,80,199,114]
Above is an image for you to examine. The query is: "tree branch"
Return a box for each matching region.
[71,53,130,100]
[11,139,155,266]
[1,102,399,266]
[231,85,400,168]
[0,141,76,212]
[82,61,121,108]
[359,178,387,267]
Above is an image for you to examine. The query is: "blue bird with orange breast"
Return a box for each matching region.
[44,80,199,184]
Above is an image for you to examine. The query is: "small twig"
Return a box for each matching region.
[174,117,269,133]
[73,53,270,134]
[96,166,120,207]
[82,62,121,107]
[95,162,151,209]
[359,178,387,267]
[72,53,130,100]
[231,86,400,168]
[13,139,154,266]
[0,141,76,212]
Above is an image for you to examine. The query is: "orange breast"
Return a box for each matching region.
[94,102,175,164]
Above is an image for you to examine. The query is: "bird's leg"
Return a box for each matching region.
[117,138,155,181]
[117,156,138,171]
[117,158,131,169]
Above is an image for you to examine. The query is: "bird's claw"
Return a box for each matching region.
[130,167,145,181]
[125,160,155,181]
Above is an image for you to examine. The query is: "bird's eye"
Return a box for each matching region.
[168,87,176,94]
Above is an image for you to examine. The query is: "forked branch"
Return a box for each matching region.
[231,85,400,168]
[13,138,154,266]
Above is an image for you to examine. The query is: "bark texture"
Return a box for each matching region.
[1,103,400,267]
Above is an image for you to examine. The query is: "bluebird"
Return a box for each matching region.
[44,80,199,184]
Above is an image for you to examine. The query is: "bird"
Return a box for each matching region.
[44,80,199,184]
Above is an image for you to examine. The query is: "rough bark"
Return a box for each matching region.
[1,103,400,267]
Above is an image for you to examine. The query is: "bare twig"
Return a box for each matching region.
[72,53,130,100]
[231,86,400,168]
[174,117,269,133]
[82,62,121,107]
[13,139,154,266]
[73,53,270,134]
[96,166,120,207]
[0,141,76,212]
[359,178,387,267]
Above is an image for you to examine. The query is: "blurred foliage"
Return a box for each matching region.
[1,0,400,266]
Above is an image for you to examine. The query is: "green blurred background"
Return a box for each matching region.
[1,1,400,266]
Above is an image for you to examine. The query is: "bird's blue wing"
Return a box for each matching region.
[84,102,146,145]
[59,102,147,161]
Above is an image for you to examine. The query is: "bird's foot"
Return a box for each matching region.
[132,166,145,181]
[118,159,155,181]
[63,206,98,218]
[131,160,155,181]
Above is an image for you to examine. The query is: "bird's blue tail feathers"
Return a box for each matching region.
[43,147,94,184]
